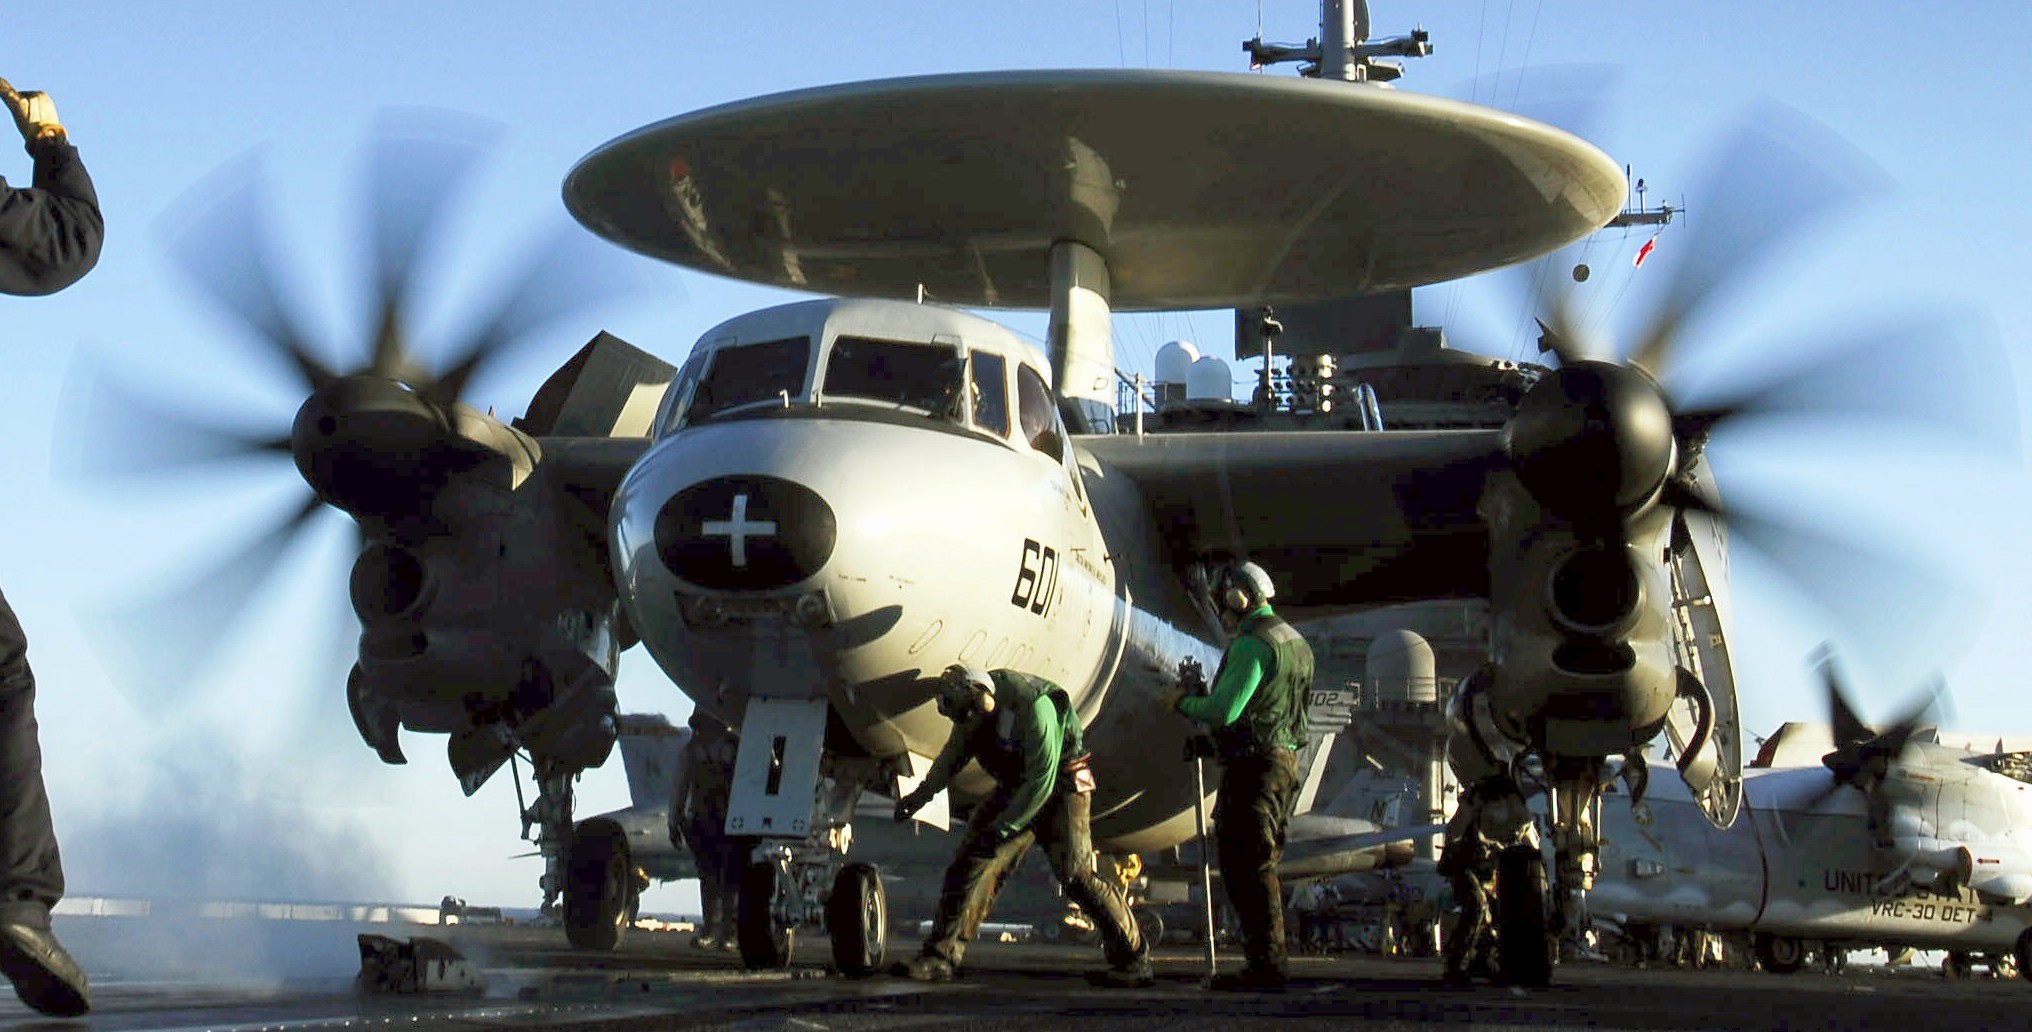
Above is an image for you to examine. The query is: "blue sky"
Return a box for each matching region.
[3,1,2027,912]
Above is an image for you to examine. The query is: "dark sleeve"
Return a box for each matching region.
[0,137,104,296]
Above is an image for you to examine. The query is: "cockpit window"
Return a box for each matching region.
[685,336,811,424]
[1016,365,1064,461]
[970,351,1010,438]
[657,348,710,436]
[823,336,965,415]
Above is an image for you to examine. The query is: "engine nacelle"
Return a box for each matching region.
[338,405,622,793]
[1479,470,1680,762]
[1963,843,2032,904]
[294,376,541,520]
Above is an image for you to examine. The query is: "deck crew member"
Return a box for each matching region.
[1162,561,1314,991]
[0,75,102,1018]
[892,664,1152,988]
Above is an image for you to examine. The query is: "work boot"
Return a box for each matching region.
[889,954,955,981]
[1207,964,1286,992]
[1086,958,1156,989]
[0,923,89,1016]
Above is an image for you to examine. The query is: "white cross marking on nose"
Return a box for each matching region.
[702,492,777,567]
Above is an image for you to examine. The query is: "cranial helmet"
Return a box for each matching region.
[937,663,995,718]
[1218,561,1276,613]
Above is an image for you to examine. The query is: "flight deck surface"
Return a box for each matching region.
[12,921,2027,1031]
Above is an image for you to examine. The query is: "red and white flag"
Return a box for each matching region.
[1633,235,1658,268]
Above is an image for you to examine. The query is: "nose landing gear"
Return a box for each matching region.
[727,697,892,974]
[733,821,890,974]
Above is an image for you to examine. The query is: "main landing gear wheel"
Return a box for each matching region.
[2016,929,2032,983]
[825,862,887,977]
[1495,845,1553,988]
[1753,933,1804,974]
[738,860,793,969]
[563,817,634,951]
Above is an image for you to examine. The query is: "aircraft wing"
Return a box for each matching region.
[1078,430,1504,610]
[1277,821,1444,880]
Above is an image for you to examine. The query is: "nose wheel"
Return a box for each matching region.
[825,862,888,976]
[736,847,892,973]
[737,857,796,968]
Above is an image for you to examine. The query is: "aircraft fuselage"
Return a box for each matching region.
[610,299,1224,851]
[1594,758,2032,954]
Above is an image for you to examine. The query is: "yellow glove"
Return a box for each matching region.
[0,79,66,146]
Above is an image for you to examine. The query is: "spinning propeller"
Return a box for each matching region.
[1492,94,2017,672]
[71,110,651,707]
[1815,653,1941,800]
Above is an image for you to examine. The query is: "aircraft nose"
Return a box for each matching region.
[653,475,838,590]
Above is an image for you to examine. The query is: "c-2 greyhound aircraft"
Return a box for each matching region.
[1591,665,2032,980]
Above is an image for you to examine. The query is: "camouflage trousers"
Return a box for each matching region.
[1442,859,1496,977]
[685,818,746,940]
[920,790,1145,970]
[1212,748,1300,973]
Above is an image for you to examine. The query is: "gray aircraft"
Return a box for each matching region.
[1591,665,2032,980]
[584,714,699,888]
[105,1,1993,983]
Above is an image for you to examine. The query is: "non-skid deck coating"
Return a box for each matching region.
[10,922,2027,1031]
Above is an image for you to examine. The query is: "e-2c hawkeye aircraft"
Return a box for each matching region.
[308,66,1735,975]
[1592,662,2032,980]
[139,39,1914,980]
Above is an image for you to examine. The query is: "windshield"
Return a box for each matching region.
[823,336,965,415]
[684,336,811,424]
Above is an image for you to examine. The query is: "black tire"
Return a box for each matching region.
[2016,930,2032,983]
[1135,907,1164,948]
[1495,845,1553,988]
[1753,933,1804,975]
[738,860,793,969]
[825,862,887,977]
[563,817,634,951]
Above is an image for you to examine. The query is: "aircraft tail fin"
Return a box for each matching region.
[614,713,690,812]
[517,331,676,438]
[1291,686,1359,816]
